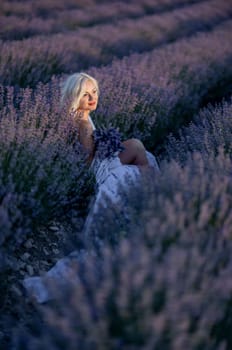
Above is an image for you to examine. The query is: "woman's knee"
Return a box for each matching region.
[121,138,148,165]
[125,138,145,151]
[119,138,142,164]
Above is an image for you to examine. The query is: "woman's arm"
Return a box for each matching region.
[78,119,95,164]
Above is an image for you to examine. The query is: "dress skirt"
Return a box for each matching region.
[22,121,160,303]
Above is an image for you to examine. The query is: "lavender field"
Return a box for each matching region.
[1,0,232,348]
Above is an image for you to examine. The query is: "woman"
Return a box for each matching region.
[61,72,159,215]
[22,72,159,303]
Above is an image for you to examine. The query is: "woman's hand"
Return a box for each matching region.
[72,108,90,123]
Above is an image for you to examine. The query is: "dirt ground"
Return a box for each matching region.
[0,218,85,348]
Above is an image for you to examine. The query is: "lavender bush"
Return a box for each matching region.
[0,0,204,19]
[84,148,232,249]
[12,150,232,349]
[0,80,95,273]
[0,0,93,18]
[164,97,232,163]
[1,0,232,87]
[89,19,232,149]
[0,0,204,40]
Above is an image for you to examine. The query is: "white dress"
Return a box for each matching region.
[22,116,160,303]
[84,116,160,230]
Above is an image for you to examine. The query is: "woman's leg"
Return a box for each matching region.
[119,138,149,166]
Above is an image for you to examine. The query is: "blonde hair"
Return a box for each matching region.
[60,72,99,113]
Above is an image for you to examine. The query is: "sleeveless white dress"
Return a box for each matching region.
[22,116,160,303]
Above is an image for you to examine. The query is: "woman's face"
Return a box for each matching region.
[78,79,98,112]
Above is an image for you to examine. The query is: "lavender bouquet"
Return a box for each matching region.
[92,126,125,160]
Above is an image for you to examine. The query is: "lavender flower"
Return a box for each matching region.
[93,126,125,160]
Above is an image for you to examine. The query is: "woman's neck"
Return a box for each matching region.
[82,110,90,121]
[77,110,90,122]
